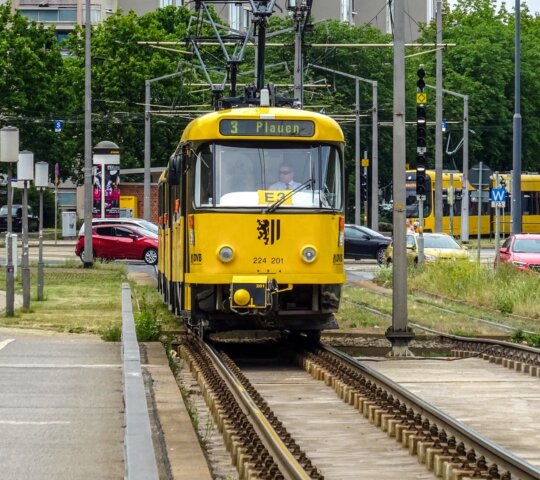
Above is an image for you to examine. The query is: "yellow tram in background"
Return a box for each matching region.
[158,92,346,338]
[406,169,540,235]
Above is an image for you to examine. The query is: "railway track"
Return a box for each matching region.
[344,296,540,377]
[178,335,540,479]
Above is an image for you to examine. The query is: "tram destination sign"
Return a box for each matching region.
[220,119,315,137]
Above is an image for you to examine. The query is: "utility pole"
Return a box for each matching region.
[83,0,93,267]
[511,0,522,234]
[386,0,414,356]
[434,0,443,232]
[144,71,184,221]
[308,64,379,229]
[426,84,469,242]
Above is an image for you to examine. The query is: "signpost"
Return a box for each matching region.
[491,176,506,265]
[468,162,492,263]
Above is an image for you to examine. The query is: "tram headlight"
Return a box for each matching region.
[218,245,234,263]
[301,246,317,263]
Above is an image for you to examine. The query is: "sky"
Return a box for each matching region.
[448,0,540,14]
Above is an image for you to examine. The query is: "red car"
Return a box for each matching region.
[499,234,540,272]
[75,223,158,265]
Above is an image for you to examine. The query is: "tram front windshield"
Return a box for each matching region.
[194,141,343,210]
[405,187,432,218]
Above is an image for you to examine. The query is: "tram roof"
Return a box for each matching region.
[180,107,344,144]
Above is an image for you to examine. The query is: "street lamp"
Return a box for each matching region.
[0,126,19,317]
[35,161,48,301]
[18,150,34,310]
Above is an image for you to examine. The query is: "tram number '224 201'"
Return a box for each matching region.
[253,257,284,264]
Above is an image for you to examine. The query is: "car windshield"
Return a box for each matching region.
[132,225,157,238]
[137,220,158,234]
[513,238,540,253]
[193,141,343,210]
[424,235,461,249]
[0,206,18,215]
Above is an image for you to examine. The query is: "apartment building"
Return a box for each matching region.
[8,0,117,42]
[5,0,432,43]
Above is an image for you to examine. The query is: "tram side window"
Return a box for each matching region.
[320,146,342,209]
[529,191,540,215]
[194,145,214,207]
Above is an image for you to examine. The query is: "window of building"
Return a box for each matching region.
[229,3,241,31]
[58,8,77,22]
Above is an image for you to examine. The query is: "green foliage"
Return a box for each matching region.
[134,293,162,341]
[101,323,122,341]
[509,330,540,347]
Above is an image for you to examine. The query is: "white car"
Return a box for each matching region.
[78,218,158,237]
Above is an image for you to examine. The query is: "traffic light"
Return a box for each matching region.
[416,65,427,197]
[360,174,368,202]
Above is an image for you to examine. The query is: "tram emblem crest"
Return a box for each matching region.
[257,219,281,245]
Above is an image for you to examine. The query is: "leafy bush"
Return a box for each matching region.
[134,293,162,341]
[101,323,122,342]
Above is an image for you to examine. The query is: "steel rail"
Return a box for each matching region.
[322,344,540,480]
[201,340,311,480]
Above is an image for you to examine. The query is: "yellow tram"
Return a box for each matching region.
[158,92,346,337]
[406,170,540,235]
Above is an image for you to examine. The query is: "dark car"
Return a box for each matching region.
[0,204,39,232]
[344,224,391,264]
[75,223,158,265]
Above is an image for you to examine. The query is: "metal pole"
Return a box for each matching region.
[355,78,361,225]
[511,0,522,234]
[83,0,94,267]
[22,181,30,309]
[449,173,454,237]
[386,0,413,356]
[371,82,379,230]
[101,166,105,219]
[418,197,425,265]
[461,95,469,243]
[434,0,443,232]
[363,159,368,226]
[6,162,14,317]
[293,17,303,106]
[477,161,482,263]
[494,172,501,266]
[144,80,151,221]
[37,188,44,300]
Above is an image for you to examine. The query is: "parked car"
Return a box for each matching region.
[78,217,158,236]
[75,223,158,265]
[498,234,540,272]
[344,224,391,264]
[0,204,39,232]
[385,233,470,265]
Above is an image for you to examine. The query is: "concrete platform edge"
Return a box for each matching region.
[122,283,160,479]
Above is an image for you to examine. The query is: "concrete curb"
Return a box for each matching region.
[122,283,160,479]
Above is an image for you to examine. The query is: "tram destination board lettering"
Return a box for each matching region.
[220,119,315,137]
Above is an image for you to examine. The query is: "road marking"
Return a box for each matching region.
[0,339,15,351]
[0,363,121,369]
[0,420,71,425]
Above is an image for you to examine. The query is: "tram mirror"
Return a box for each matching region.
[168,155,182,186]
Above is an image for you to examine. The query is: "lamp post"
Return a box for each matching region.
[18,151,34,310]
[0,126,19,317]
[308,64,379,230]
[35,162,48,301]
[144,71,183,221]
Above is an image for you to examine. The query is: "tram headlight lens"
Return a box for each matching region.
[218,246,234,263]
[301,246,317,263]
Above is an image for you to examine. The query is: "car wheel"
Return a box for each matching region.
[79,249,95,263]
[376,247,386,265]
[143,248,158,265]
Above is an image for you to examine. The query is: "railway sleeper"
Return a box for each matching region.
[296,348,517,480]
[453,348,540,378]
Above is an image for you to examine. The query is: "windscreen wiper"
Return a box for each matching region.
[265,179,315,214]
